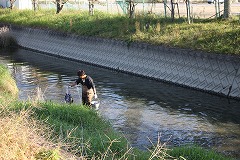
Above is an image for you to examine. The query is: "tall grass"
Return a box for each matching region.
[0,64,18,104]
[168,145,234,160]
[25,102,136,159]
[0,65,71,160]
[0,9,239,55]
[0,108,59,160]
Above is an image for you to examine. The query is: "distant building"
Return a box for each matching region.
[0,0,33,9]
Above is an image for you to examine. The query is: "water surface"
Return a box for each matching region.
[1,48,240,158]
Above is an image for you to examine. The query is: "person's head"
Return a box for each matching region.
[77,70,87,79]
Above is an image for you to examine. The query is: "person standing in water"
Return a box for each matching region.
[70,70,97,106]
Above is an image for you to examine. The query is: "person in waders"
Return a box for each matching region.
[70,70,97,107]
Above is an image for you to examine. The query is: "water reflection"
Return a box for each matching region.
[0,48,240,158]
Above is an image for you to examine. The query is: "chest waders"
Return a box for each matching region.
[82,85,94,106]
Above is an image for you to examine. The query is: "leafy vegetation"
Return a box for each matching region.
[32,102,132,158]
[0,9,239,55]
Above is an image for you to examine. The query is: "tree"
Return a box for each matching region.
[32,0,38,11]
[56,0,69,14]
[185,0,191,24]
[9,0,16,9]
[223,0,231,19]
[127,0,137,19]
[89,0,94,15]
[170,0,175,20]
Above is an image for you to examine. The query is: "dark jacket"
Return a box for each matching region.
[76,76,95,91]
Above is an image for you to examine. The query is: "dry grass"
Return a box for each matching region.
[147,133,174,160]
[0,104,81,160]
[0,108,53,159]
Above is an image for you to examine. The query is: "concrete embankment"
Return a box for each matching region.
[5,25,240,99]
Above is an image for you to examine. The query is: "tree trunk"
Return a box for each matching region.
[186,0,191,24]
[10,0,16,9]
[223,0,231,19]
[89,1,94,15]
[171,0,175,21]
[128,0,135,19]
[56,0,64,14]
[33,0,37,11]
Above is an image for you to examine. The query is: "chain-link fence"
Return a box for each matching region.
[35,0,240,18]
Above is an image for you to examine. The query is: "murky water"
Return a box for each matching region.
[1,48,240,158]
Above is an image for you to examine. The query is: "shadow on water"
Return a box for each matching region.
[1,48,240,158]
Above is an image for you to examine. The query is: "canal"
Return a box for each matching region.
[1,48,240,158]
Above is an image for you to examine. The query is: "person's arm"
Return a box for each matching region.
[69,78,81,87]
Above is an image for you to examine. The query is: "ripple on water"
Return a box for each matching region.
[1,49,240,158]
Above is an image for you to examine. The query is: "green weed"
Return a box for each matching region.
[0,9,239,55]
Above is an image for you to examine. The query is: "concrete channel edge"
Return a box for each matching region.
[4,25,240,100]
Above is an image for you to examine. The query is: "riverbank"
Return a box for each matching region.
[0,61,234,159]
[0,9,239,55]
[0,64,136,159]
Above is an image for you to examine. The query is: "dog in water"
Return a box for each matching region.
[64,86,73,104]
[65,93,73,104]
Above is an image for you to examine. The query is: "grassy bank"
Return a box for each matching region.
[0,64,18,101]
[0,9,239,55]
[0,64,234,159]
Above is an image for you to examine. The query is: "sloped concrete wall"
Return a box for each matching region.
[9,25,240,99]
